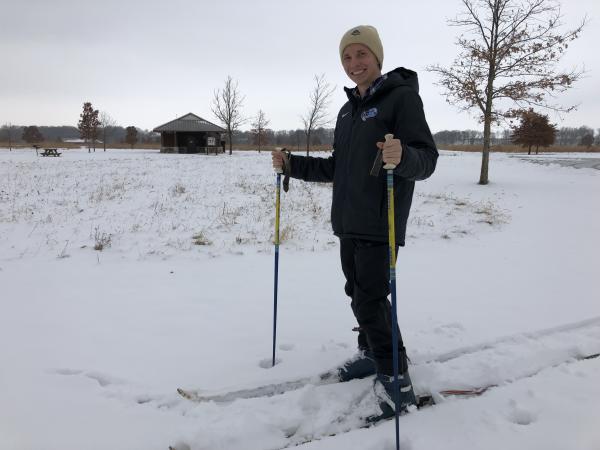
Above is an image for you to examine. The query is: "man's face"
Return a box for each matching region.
[342,43,381,90]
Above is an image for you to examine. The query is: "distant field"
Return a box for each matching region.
[0,142,333,152]
[445,144,599,153]
[0,142,160,150]
[0,142,598,153]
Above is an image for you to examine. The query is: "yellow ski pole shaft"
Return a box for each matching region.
[383,133,400,450]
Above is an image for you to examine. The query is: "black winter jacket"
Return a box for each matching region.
[288,67,438,245]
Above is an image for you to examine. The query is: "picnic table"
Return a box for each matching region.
[40,148,61,157]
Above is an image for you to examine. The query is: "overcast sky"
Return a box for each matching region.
[1,0,598,133]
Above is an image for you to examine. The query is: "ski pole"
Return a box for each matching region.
[272,165,283,368]
[383,133,401,450]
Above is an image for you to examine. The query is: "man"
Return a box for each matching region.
[272,25,438,416]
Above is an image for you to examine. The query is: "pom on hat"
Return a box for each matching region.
[339,25,384,66]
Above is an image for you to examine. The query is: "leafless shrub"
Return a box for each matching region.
[278,224,294,243]
[410,216,435,227]
[218,202,242,226]
[301,183,324,219]
[57,240,70,259]
[170,183,186,196]
[93,227,112,251]
[89,180,126,203]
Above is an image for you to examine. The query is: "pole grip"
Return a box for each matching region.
[274,147,285,174]
[383,133,397,170]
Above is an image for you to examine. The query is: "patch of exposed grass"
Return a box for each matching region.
[192,231,212,246]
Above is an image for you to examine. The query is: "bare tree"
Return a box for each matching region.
[301,74,335,156]
[99,111,118,152]
[427,0,585,184]
[211,76,246,155]
[251,110,270,153]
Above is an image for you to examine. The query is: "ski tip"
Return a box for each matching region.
[417,394,435,408]
[438,386,492,397]
[177,388,194,400]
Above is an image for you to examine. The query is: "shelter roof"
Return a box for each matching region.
[153,113,225,133]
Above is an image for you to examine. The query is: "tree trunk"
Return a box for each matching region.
[306,131,311,157]
[479,113,492,185]
[228,129,233,155]
[479,66,496,185]
[528,145,531,155]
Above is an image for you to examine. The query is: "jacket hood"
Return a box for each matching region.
[386,67,419,93]
[344,67,419,102]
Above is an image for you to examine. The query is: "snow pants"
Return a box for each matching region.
[339,237,408,376]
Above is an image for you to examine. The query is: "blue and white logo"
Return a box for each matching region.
[361,107,378,122]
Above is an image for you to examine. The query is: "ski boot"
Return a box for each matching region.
[337,349,376,382]
[372,370,417,420]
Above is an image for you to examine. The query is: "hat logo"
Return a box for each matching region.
[351,29,361,35]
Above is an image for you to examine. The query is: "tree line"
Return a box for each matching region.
[433,125,599,148]
[6,120,598,151]
[0,123,159,147]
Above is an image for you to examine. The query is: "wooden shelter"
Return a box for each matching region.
[153,113,226,154]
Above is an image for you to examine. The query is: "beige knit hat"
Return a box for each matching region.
[339,25,384,66]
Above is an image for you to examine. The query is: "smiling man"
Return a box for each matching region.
[272,25,438,418]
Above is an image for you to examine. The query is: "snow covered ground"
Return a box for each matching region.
[1,148,599,450]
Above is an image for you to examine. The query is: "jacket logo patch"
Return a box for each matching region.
[361,107,378,122]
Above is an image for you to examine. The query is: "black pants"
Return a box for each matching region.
[340,237,408,376]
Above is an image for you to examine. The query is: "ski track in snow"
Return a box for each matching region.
[171,315,600,405]
[51,315,600,449]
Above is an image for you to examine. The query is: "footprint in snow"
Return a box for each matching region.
[508,401,537,426]
[259,358,282,368]
[84,371,129,387]
[51,368,129,388]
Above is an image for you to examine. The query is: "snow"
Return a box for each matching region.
[1,147,599,450]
